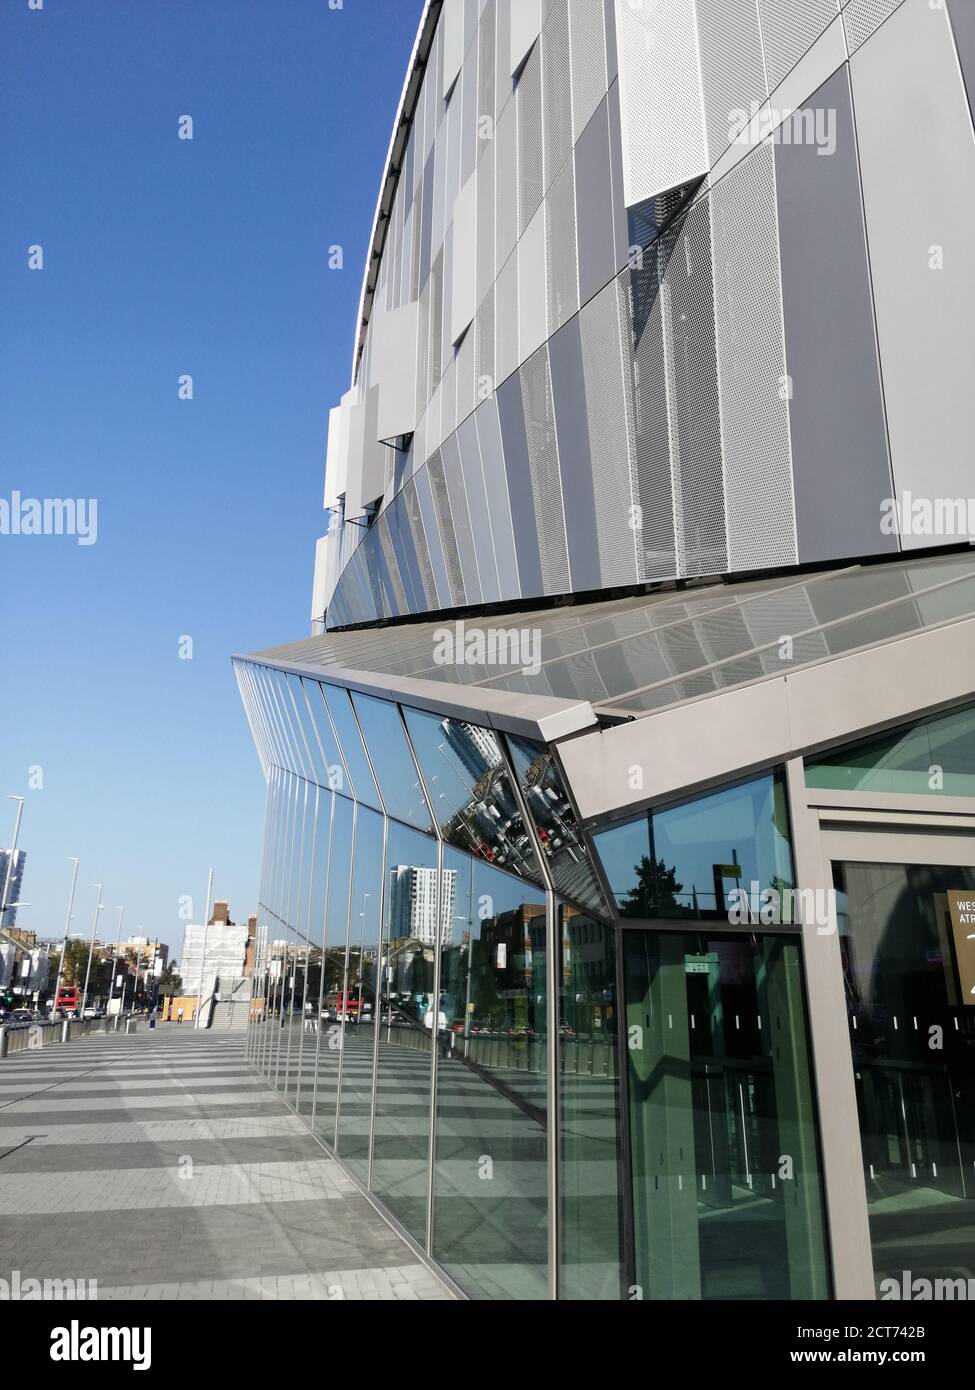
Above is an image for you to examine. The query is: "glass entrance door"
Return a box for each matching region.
[826,829,975,1294]
[622,927,830,1300]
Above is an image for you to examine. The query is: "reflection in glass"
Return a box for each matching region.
[806,702,975,797]
[593,772,793,920]
[432,856,549,1298]
[623,929,829,1299]
[837,860,975,1292]
[404,707,541,881]
[300,676,349,793]
[285,674,330,790]
[297,790,331,1117]
[506,735,609,917]
[372,822,438,1243]
[558,906,622,1299]
[352,693,432,830]
[322,684,382,810]
[312,795,354,1145]
[336,806,385,1181]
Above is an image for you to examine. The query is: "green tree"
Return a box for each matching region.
[158,963,183,996]
[619,855,685,919]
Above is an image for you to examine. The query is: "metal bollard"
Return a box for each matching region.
[0,1025,7,1059]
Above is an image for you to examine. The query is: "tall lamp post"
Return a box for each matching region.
[79,884,104,1018]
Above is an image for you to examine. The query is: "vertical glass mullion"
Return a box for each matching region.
[309,790,336,1129]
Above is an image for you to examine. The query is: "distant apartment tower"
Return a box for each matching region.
[389,865,456,946]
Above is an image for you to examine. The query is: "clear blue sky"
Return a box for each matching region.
[0,0,424,958]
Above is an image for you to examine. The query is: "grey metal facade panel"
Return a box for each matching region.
[850,0,975,546]
[414,463,453,608]
[603,0,618,82]
[662,198,727,578]
[456,413,502,602]
[949,0,975,120]
[494,100,519,273]
[630,253,678,582]
[548,315,601,592]
[521,344,571,595]
[605,80,629,274]
[542,0,573,192]
[496,370,545,595]
[574,95,617,307]
[427,446,468,606]
[710,143,797,573]
[545,158,579,334]
[696,0,767,167]
[581,275,641,589]
[758,0,840,92]
[569,0,607,144]
[518,201,549,363]
[842,0,907,54]
[517,43,545,235]
[474,395,522,601]
[403,479,440,611]
[442,430,485,603]
[774,66,895,565]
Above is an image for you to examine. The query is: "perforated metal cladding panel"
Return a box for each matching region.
[402,479,437,612]
[477,0,497,139]
[495,101,519,271]
[520,344,571,594]
[543,0,573,191]
[580,277,640,588]
[630,255,678,582]
[569,0,607,144]
[456,313,477,423]
[710,144,797,573]
[376,512,407,616]
[475,283,495,398]
[518,44,545,236]
[757,0,839,91]
[696,0,767,167]
[661,199,727,577]
[461,42,479,187]
[443,431,484,603]
[475,395,522,600]
[427,447,467,606]
[842,0,907,53]
[544,172,576,340]
[414,463,451,607]
[495,0,513,114]
[494,243,520,386]
[475,138,496,306]
[457,413,502,602]
[427,251,444,401]
[614,0,709,206]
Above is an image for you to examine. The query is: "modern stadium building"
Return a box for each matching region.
[235,0,975,1300]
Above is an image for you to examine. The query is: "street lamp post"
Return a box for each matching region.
[0,795,25,931]
[79,885,104,1018]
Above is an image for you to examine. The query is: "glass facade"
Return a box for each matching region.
[593,773,794,920]
[806,702,975,798]
[836,860,975,1292]
[240,660,835,1300]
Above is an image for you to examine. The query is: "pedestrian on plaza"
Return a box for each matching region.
[176,1005,184,1024]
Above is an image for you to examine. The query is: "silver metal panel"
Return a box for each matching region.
[568,0,608,145]
[542,0,573,191]
[613,0,709,206]
[517,43,545,235]
[451,171,478,345]
[757,0,839,92]
[442,431,484,603]
[574,93,617,308]
[545,158,578,335]
[521,343,571,595]
[581,275,640,588]
[475,282,495,401]
[696,0,766,167]
[517,200,548,364]
[494,244,519,385]
[374,302,420,441]
[630,261,678,582]
[474,137,495,308]
[426,446,467,606]
[850,0,975,548]
[494,99,519,271]
[474,394,522,600]
[510,0,543,75]
[710,143,797,572]
[843,0,907,54]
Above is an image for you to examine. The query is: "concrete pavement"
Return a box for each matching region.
[0,1026,453,1300]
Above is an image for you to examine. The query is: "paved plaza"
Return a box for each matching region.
[0,1027,453,1301]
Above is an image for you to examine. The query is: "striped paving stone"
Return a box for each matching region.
[0,1027,453,1300]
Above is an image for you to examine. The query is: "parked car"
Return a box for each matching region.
[10,1008,33,1025]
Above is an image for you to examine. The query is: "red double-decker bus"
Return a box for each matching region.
[55,986,78,1014]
